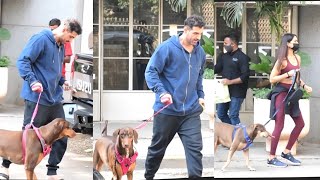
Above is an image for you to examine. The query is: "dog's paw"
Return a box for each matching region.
[221,168,226,172]
[248,166,256,171]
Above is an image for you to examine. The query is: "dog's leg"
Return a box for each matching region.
[221,147,237,172]
[93,150,104,171]
[214,135,218,154]
[243,149,255,171]
[127,171,133,180]
[96,159,104,172]
[25,169,37,180]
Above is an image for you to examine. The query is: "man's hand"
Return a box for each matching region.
[199,98,205,110]
[221,78,231,85]
[63,81,72,91]
[31,82,43,93]
[160,93,173,105]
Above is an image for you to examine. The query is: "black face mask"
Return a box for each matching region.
[292,43,299,51]
[224,45,233,53]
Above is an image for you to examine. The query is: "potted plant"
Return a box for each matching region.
[0,27,11,99]
[0,56,10,98]
[201,35,215,129]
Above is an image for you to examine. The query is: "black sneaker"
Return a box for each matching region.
[267,157,288,168]
[281,152,301,166]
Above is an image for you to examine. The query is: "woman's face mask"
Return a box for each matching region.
[292,43,299,51]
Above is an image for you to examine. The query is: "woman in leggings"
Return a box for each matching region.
[267,33,312,167]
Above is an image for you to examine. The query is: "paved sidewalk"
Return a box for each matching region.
[214,141,320,178]
[0,104,92,180]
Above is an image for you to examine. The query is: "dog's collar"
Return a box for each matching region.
[115,147,138,175]
[22,124,52,163]
[232,124,253,151]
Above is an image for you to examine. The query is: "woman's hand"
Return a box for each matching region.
[304,84,312,94]
[287,69,300,78]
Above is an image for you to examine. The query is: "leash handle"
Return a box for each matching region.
[30,92,42,124]
[135,103,171,130]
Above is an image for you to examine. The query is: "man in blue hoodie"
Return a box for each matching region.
[144,15,206,179]
[0,19,82,180]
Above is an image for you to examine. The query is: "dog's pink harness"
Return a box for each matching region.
[22,92,52,163]
[115,148,138,175]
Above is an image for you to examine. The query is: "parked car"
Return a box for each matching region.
[63,53,93,135]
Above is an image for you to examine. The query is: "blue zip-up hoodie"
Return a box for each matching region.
[16,29,65,106]
[145,34,206,116]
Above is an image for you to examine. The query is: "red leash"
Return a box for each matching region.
[135,102,171,130]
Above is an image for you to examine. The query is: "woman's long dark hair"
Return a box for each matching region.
[275,33,297,71]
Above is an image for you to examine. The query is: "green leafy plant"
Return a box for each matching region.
[0,27,11,67]
[203,68,214,79]
[252,87,271,99]
[249,53,274,75]
[201,35,214,57]
[201,35,215,79]
[0,56,10,67]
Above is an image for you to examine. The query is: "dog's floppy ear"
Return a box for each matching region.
[112,129,120,143]
[53,119,65,134]
[133,129,138,144]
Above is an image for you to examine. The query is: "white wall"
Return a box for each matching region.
[0,0,85,105]
[298,6,320,143]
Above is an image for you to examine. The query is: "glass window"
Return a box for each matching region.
[93,25,99,57]
[93,0,99,24]
[246,8,272,43]
[133,26,158,58]
[133,0,159,25]
[162,0,187,25]
[104,59,128,90]
[104,0,129,25]
[133,59,149,90]
[216,7,242,42]
[191,0,215,27]
[104,26,129,57]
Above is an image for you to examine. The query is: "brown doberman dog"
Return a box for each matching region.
[0,118,76,180]
[214,121,272,171]
[93,124,138,180]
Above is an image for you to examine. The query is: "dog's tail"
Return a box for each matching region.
[101,120,108,137]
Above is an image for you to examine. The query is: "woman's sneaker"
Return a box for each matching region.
[281,152,301,166]
[267,157,288,168]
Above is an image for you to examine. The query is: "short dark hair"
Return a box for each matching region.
[49,18,61,26]
[224,32,240,45]
[64,19,82,35]
[184,15,206,29]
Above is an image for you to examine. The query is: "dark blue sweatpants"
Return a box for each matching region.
[2,100,66,175]
[144,109,203,179]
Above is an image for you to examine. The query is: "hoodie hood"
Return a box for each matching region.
[41,29,56,44]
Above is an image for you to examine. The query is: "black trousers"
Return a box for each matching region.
[144,108,203,179]
[2,100,66,175]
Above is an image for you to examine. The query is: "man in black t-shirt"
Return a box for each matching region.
[214,33,250,125]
